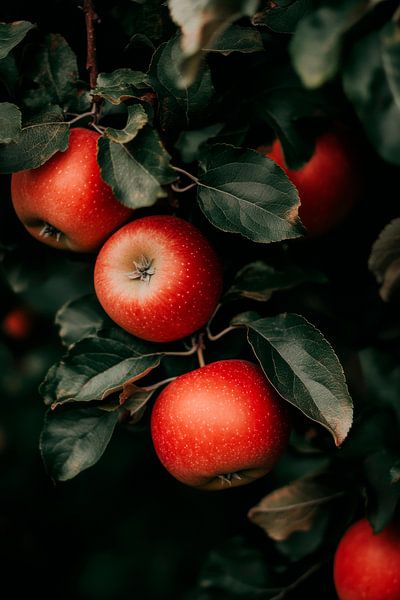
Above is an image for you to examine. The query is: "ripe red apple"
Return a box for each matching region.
[2,307,34,340]
[334,518,400,600]
[11,127,132,252]
[150,359,291,490]
[94,215,223,342]
[258,130,363,235]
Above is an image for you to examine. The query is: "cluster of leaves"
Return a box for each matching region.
[1,0,400,597]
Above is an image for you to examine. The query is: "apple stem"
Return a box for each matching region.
[171,182,197,193]
[196,332,206,368]
[207,325,236,342]
[171,165,199,184]
[83,0,100,121]
[146,376,177,391]
[67,111,98,126]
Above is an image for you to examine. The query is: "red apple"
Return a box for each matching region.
[2,307,34,340]
[258,130,363,235]
[94,215,223,342]
[334,518,400,600]
[11,127,132,252]
[150,359,291,490]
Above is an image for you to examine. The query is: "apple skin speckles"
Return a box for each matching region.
[11,128,132,252]
[150,359,291,490]
[94,215,223,343]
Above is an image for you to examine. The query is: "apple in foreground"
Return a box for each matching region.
[334,518,400,600]
[11,127,132,252]
[94,215,223,343]
[258,130,363,236]
[150,359,291,490]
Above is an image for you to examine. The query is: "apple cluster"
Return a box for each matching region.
[10,126,293,491]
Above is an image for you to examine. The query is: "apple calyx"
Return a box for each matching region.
[127,255,156,283]
[218,472,242,486]
[39,223,62,242]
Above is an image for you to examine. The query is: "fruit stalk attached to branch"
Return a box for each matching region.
[83,0,100,119]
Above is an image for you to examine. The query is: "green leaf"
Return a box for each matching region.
[359,347,400,422]
[93,69,150,104]
[197,144,304,243]
[40,328,162,408]
[290,0,372,89]
[175,122,223,163]
[103,104,148,144]
[225,261,327,302]
[365,449,400,532]
[241,313,353,446]
[168,0,259,85]
[0,106,69,173]
[368,218,400,302]
[0,20,34,59]
[97,125,175,208]
[40,406,119,481]
[23,33,90,113]
[343,23,400,165]
[253,66,331,169]
[252,0,312,34]
[203,25,264,54]
[149,37,214,125]
[0,55,19,95]
[382,21,400,112]
[0,102,21,143]
[248,475,343,541]
[55,294,111,348]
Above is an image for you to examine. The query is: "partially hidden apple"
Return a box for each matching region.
[11,127,132,252]
[258,130,364,236]
[150,359,291,490]
[94,215,223,343]
[2,307,34,340]
[334,518,400,600]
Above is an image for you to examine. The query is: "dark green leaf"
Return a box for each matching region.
[253,67,331,169]
[252,0,312,34]
[290,0,372,89]
[365,449,400,532]
[248,475,342,541]
[103,104,148,144]
[40,406,119,481]
[368,218,400,302]
[343,23,400,165]
[241,313,353,445]
[149,37,214,125]
[0,55,19,95]
[0,102,21,143]
[0,106,69,173]
[168,0,259,85]
[0,20,34,59]
[382,21,400,112]
[203,25,264,55]
[40,328,162,407]
[23,33,90,112]
[93,69,150,104]
[97,125,175,208]
[197,144,304,243]
[359,347,400,422]
[55,294,111,348]
[196,537,278,599]
[225,261,327,302]
[175,123,223,163]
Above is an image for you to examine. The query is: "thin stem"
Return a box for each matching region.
[271,560,327,600]
[146,376,177,391]
[171,182,197,193]
[68,111,96,125]
[83,0,100,119]
[163,340,198,358]
[207,325,236,342]
[171,165,199,183]
[196,333,206,368]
